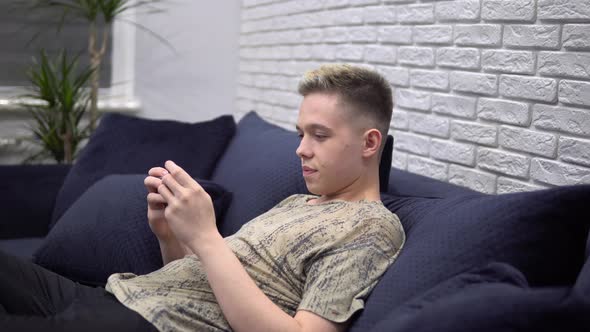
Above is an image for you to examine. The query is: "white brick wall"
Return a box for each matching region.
[237,0,590,194]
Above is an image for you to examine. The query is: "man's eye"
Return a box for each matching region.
[314,134,327,140]
[297,133,303,138]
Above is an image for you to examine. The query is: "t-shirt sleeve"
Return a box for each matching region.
[297,215,405,323]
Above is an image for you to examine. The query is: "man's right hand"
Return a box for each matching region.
[145,167,173,242]
[145,166,192,264]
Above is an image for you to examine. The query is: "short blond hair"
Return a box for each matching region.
[297,64,393,139]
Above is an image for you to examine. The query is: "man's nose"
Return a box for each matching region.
[296,138,311,159]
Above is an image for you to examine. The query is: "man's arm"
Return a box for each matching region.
[159,160,347,332]
[157,238,192,265]
[194,233,347,332]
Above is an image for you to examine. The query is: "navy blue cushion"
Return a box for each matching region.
[0,165,70,239]
[34,174,232,286]
[211,111,394,237]
[370,262,585,332]
[351,185,590,331]
[570,250,590,311]
[210,112,308,236]
[387,167,476,198]
[0,237,45,260]
[50,113,236,228]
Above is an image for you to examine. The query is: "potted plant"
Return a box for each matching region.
[21,50,93,164]
[12,0,167,163]
[29,0,166,131]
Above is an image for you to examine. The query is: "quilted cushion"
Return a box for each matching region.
[34,174,232,286]
[50,113,235,228]
[211,111,394,237]
[351,185,590,331]
[370,262,584,332]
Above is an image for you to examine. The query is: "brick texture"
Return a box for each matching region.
[407,155,449,181]
[559,80,590,107]
[378,26,412,44]
[435,0,480,22]
[398,4,434,24]
[450,71,498,96]
[500,75,557,102]
[477,148,530,178]
[482,0,535,22]
[432,93,477,119]
[499,126,557,158]
[563,25,590,50]
[482,50,535,74]
[430,139,476,166]
[236,0,590,194]
[455,24,501,46]
[410,69,449,91]
[503,25,560,49]
[538,0,590,21]
[533,104,590,136]
[559,137,590,167]
[408,113,450,138]
[538,52,590,79]
[531,159,590,186]
[436,47,480,69]
[452,121,498,146]
[413,25,453,44]
[375,65,409,87]
[398,47,435,67]
[394,131,431,156]
[449,165,497,194]
[478,98,530,126]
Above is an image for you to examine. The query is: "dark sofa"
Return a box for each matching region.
[1,111,589,331]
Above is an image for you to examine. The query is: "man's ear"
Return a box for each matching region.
[362,129,382,158]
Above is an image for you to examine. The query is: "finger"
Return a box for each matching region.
[147,208,165,221]
[164,160,194,188]
[161,173,184,196]
[144,176,163,193]
[191,177,205,192]
[148,167,169,178]
[147,192,167,208]
[158,182,174,202]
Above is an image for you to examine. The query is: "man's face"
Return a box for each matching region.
[296,92,366,197]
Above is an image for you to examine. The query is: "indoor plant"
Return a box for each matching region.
[28,0,166,131]
[21,50,93,164]
[14,0,167,164]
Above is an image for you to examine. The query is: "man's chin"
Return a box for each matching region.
[304,182,331,196]
[304,182,321,196]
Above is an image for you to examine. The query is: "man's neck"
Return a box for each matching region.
[314,167,381,204]
[318,188,380,203]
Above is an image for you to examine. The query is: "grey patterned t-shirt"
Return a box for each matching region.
[106,194,405,332]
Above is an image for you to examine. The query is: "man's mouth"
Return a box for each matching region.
[302,166,317,177]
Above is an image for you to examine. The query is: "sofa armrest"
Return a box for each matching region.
[0,164,71,239]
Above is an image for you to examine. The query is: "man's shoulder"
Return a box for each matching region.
[344,201,404,238]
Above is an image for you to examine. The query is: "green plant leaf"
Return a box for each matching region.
[21,50,93,164]
[19,0,168,163]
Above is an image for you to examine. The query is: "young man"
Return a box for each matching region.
[0,64,404,332]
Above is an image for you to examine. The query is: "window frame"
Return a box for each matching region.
[0,9,140,113]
